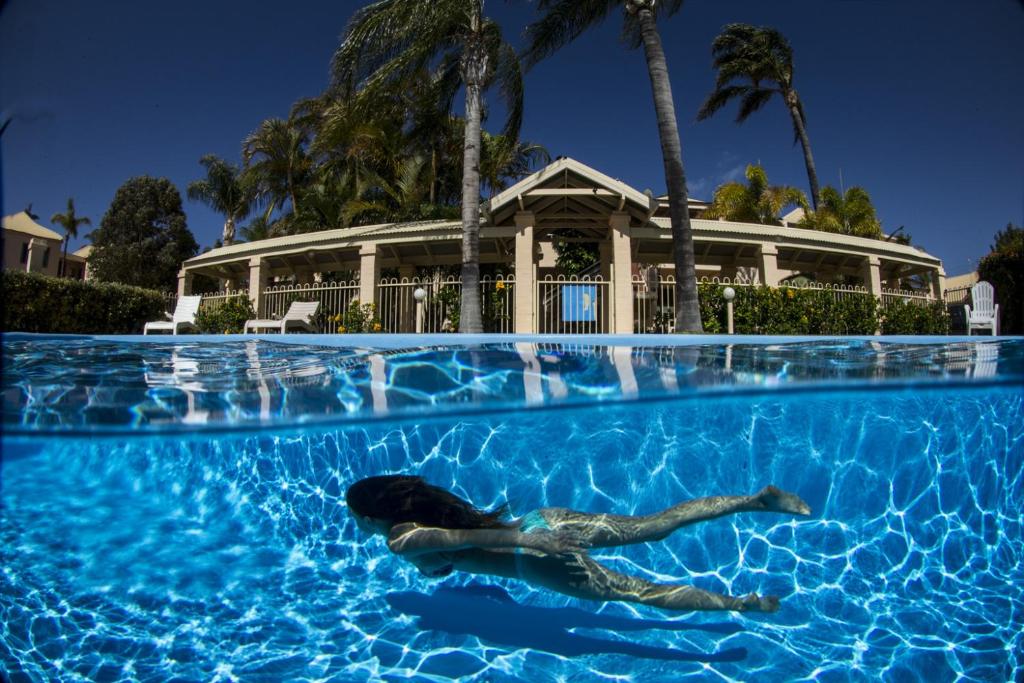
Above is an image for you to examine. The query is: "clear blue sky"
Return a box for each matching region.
[2,0,1021,277]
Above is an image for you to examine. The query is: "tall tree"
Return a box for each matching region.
[50,198,91,277]
[524,0,703,333]
[479,132,551,198]
[187,154,251,245]
[704,164,807,225]
[333,0,525,333]
[698,23,821,211]
[242,117,313,221]
[799,186,882,239]
[89,176,198,291]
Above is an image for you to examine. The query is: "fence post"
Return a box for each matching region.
[177,269,193,297]
[609,212,633,334]
[359,245,379,309]
[514,212,535,333]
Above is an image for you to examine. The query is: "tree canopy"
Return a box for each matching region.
[89,176,198,291]
[799,186,883,239]
[704,164,807,225]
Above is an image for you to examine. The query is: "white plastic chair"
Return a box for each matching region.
[143,295,202,335]
[244,300,320,334]
[964,281,999,336]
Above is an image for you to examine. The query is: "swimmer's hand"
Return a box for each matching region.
[737,593,780,613]
[525,529,585,557]
[750,486,812,516]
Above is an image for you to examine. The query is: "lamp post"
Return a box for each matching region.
[413,287,426,334]
[723,287,736,335]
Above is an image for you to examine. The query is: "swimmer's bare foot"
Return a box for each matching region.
[737,593,780,613]
[751,485,811,516]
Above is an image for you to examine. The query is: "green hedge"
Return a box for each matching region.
[696,284,947,335]
[194,295,255,334]
[2,270,167,334]
[978,250,1023,335]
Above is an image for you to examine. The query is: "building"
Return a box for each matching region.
[177,158,946,334]
[2,211,89,279]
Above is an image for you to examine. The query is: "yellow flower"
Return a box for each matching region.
[495,280,506,290]
[786,289,795,299]
[338,325,346,333]
[372,322,382,332]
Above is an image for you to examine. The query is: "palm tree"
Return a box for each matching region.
[242,117,313,222]
[800,186,882,239]
[698,23,821,211]
[703,164,807,225]
[333,0,524,333]
[187,154,251,245]
[524,0,703,333]
[50,198,91,277]
[480,132,551,198]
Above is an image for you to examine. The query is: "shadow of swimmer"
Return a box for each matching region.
[385,583,747,663]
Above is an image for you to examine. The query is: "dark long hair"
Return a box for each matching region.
[346,475,513,530]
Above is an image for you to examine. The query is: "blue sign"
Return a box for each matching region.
[561,285,597,322]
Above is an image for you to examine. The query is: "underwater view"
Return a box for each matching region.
[2,336,1022,682]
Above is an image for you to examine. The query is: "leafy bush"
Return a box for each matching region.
[2,270,166,334]
[698,284,879,335]
[880,300,951,335]
[330,299,382,333]
[194,295,255,334]
[977,224,1023,334]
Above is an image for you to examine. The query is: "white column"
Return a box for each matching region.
[758,244,781,287]
[359,244,379,308]
[609,212,633,334]
[177,269,194,297]
[932,267,946,301]
[248,257,268,317]
[26,238,46,273]
[861,255,882,296]
[514,212,535,334]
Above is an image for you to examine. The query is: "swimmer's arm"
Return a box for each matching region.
[387,524,578,557]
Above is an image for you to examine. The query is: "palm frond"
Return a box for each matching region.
[522,0,616,69]
[736,88,775,123]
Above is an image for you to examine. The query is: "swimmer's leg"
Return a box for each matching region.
[520,552,779,613]
[540,485,811,548]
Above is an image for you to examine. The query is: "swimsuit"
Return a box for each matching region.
[515,510,550,576]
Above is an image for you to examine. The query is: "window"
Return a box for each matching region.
[20,243,28,264]
[42,247,50,268]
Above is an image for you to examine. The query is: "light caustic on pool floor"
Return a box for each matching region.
[1,385,1021,682]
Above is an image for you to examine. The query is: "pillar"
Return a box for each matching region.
[609,212,633,334]
[758,244,781,287]
[861,255,882,296]
[514,212,535,333]
[932,267,946,301]
[248,257,268,317]
[359,244,379,309]
[177,269,194,297]
[26,238,46,273]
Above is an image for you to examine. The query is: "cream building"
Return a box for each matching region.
[2,211,89,279]
[178,158,946,334]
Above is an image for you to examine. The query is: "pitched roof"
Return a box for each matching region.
[2,212,63,241]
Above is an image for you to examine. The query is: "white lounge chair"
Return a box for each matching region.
[965,281,999,336]
[143,295,202,335]
[244,300,320,334]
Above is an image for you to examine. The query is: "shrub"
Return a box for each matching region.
[977,249,1023,335]
[698,284,879,335]
[880,299,951,335]
[1,270,166,334]
[194,295,255,334]
[329,299,382,333]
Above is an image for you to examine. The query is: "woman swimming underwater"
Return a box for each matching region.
[346,475,811,613]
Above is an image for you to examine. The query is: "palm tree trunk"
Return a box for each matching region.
[430,147,438,205]
[635,6,702,333]
[786,91,820,211]
[458,20,486,333]
[61,238,69,278]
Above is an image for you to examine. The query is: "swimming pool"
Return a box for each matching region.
[2,334,1022,682]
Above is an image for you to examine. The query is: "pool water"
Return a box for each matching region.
[2,335,1022,682]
